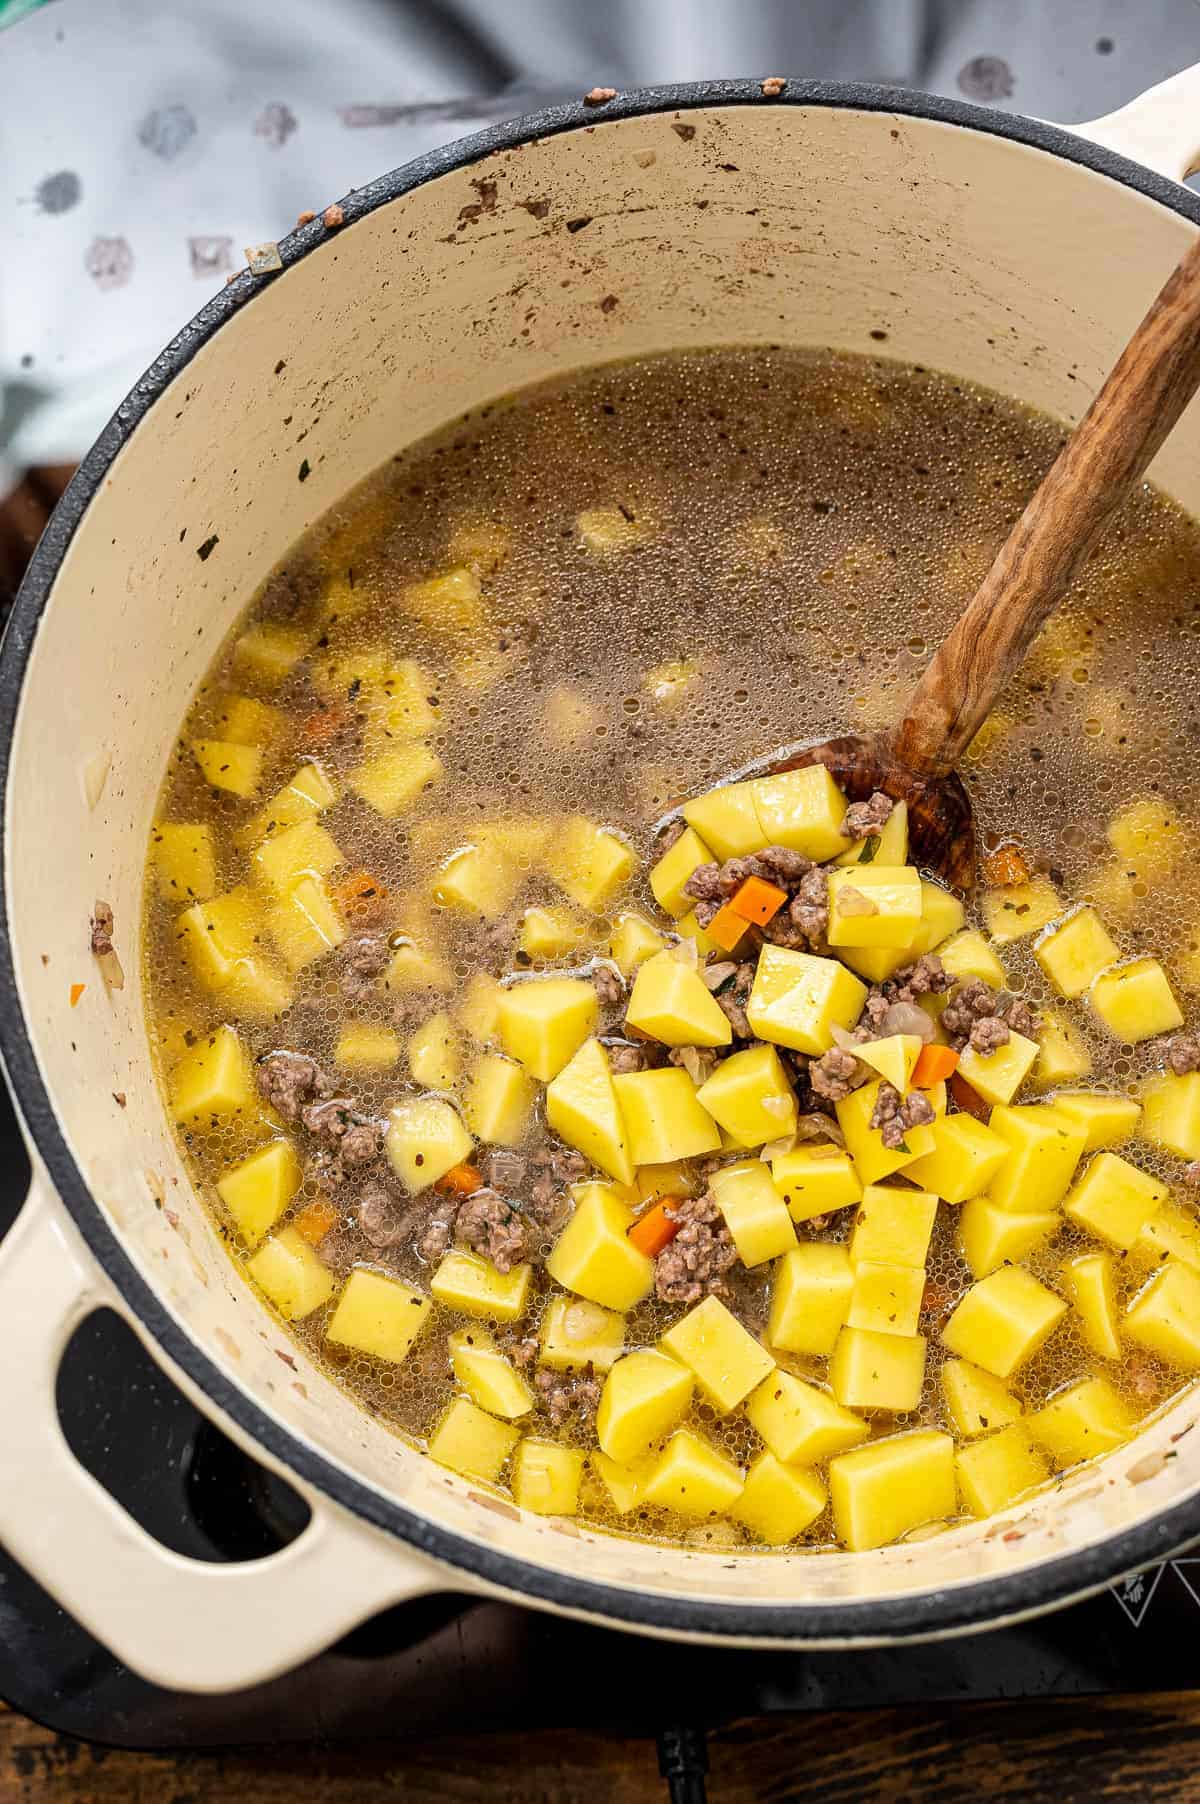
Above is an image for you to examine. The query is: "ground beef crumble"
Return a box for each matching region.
[256,1050,330,1122]
[454,1187,529,1273]
[841,791,894,839]
[1168,1035,1200,1075]
[809,1045,864,1103]
[685,847,814,904]
[870,1082,936,1149]
[535,1367,601,1428]
[710,961,756,1037]
[592,963,624,1009]
[339,934,390,997]
[941,978,1040,1052]
[655,1194,738,1304]
[90,901,115,957]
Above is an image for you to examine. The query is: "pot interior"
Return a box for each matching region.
[9,95,1200,1628]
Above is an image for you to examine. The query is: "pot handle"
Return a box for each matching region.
[0,1169,448,1694]
[1070,62,1200,184]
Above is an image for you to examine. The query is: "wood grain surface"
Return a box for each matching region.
[5,1691,1200,1802]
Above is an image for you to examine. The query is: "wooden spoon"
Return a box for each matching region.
[767,234,1200,893]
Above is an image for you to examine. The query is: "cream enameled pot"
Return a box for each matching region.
[5,70,1200,1696]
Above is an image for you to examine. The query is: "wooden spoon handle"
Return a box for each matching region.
[894,233,1200,778]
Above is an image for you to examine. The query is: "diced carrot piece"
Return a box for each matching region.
[333,867,389,919]
[294,1198,338,1246]
[982,841,1031,887]
[435,1162,484,1198]
[912,1044,959,1087]
[949,1070,990,1122]
[303,704,348,748]
[729,875,788,926]
[628,1199,683,1258]
[69,983,86,1008]
[706,902,751,953]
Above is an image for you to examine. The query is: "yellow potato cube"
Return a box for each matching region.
[246,1226,335,1320]
[626,952,733,1048]
[463,1054,536,1147]
[937,929,1007,989]
[1035,908,1119,999]
[1131,1202,1200,1275]
[590,1451,653,1515]
[633,1161,699,1203]
[694,1043,796,1146]
[986,1104,1086,1213]
[511,1440,586,1516]
[611,1069,721,1165]
[1062,1252,1122,1361]
[849,1183,938,1267]
[659,1294,774,1413]
[731,1452,827,1545]
[545,1185,654,1311]
[1107,796,1185,881]
[517,906,589,961]
[545,816,636,912]
[251,818,342,896]
[216,1139,302,1247]
[941,1359,1023,1438]
[609,912,666,977]
[642,1429,744,1518]
[175,887,260,990]
[266,876,346,972]
[1091,957,1183,1043]
[747,945,867,1056]
[835,798,909,868]
[214,693,286,747]
[856,1033,922,1092]
[708,1162,797,1268]
[596,1350,694,1462]
[836,1079,938,1184]
[153,822,218,904]
[829,1430,956,1552]
[829,1326,926,1411]
[1034,1011,1092,1085]
[943,1266,1067,1377]
[498,978,598,1082]
[335,1024,401,1072]
[170,1026,255,1124]
[545,1037,634,1185]
[1053,1089,1141,1149]
[983,878,1062,945]
[908,881,968,960]
[648,826,714,919]
[751,764,848,861]
[957,1427,1050,1517]
[434,844,520,921]
[402,565,484,630]
[326,1268,432,1363]
[221,956,294,1024]
[231,622,312,687]
[385,1096,473,1190]
[846,1262,925,1337]
[1063,1150,1166,1250]
[239,762,339,850]
[1028,1376,1138,1468]
[384,937,454,997]
[576,506,647,553]
[363,659,439,745]
[746,1369,868,1462]
[429,1250,531,1323]
[408,1012,462,1089]
[903,1114,1009,1205]
[682,781,767,860]
[958,1196,1060,1279]
[1139,1070,1200,1160]
[191,738,263,800]
[770,1146,862,1222]
[1081,858,1146,926]
[958,1032,1040,1108]
[827,866,923,949]
[446,517,510,573]
[448,1328,535,1418]
[538,1295,624,1372]
[1125,1259,1200,1369]
[427,1396,519,1483]
[766,1244,855,1356]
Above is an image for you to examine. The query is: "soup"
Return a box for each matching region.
[140,347,1200,1553]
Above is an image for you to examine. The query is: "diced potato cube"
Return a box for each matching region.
[335,1024,401,1072]
[747,945,867,1056]
[384,937,454,996]
[191,738,263,800]
[958,1032,1039,1108]
[175,887,260,990]
[633,1161,699,1203]
[1090,958,1183,1043]
[1139,1070,1200,1160]
[836,1079,938,1185]
[682,781,767,860]
[266,876,346,971]
[511,1439,586,1515]
[835,798,909,868]
[478,815,551,870]
[708,1161,797,1267]
[153,822,218,903]
[937,929,1007,989]
[1062,1252,1122,1360]
[326,1268,432,1362]
[829,1326,926,1411]
[1035,908,1119,999]
[903,1114,1009,1204]
[958,1196,1059,1279]
[846,1261,925,1337]
[829,1430,956,1551]
[626,952,733,1048]
[545,1037,634,1184]
[596,1349,694,1462]
[642,1429,744,1518]
[222,957,295,1030]
[364,659,439,744]
[731,1452,827,1545]
[216,1139,302,1247]
[246,1225,335,1320]
[427,1396,519,1483]
[986,1104,1086,1213]
[214,694,285,746]
[448,1328,535,1418]
[746,1369,867,1462]
[609,912,666,977]
[590,1450,653,1515]
[648,826,714,919]
[856,1033,922,1092]
[1131,1201,1200,1275]
[751,764,848,861]
[1125,1259,1200,1368]
[1034,1011,1092,1085]
[498,978,598,1082]
[349,745,442,817]
[957,1427,1049,1517]
[941,1359,1023,1438]
[463,1054,536,1147]
[827,866,923,949]
[1081,858,1146,926]
[446,517,510,574]
[539,1295,624,1372]
[311,647,389,702]
[433,844,519,920]
[576,506,647,553]
[1028,1376,1138,1468]
[770,1146,862,1222]
[611,1068,721,1164]
[385,1096,473,1190]
[239,763,339,849]
[983,878,1062,945]
[1107,796,1184,880]
[517,906,589,961]
[767,1244,855,1356]
[545,1184,654,1311]
[429,1250,531,1323]
[659,1294,774,1413]
[252,818,343,897]
[694,1043,796,1146]
[402,565,484,630]
[170,1026,255,1123]
[1063,1150,1166,1250]
[849,1183,937,1267]
[408,1011,462,1089]
[545,816,636,912]
[1053,1089,1140,1149]
[943,1266,1066,1377]
[231,622,312,687]
[908,881,968,959]
[644,658,699,704]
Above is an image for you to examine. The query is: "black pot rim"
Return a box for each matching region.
[4,77,1200,1647]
